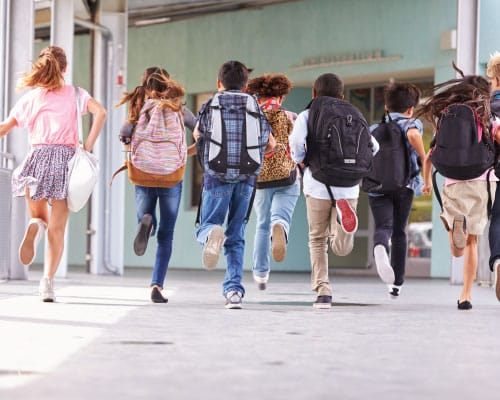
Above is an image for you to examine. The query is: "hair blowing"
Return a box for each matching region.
[416,62,491,131]
[18,46,67,90]
[115,67,185,123]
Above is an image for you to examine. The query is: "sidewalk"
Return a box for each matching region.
[1,267,499,400]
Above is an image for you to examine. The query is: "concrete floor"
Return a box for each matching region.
[1,267,499,400]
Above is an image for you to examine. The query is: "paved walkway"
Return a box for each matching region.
[1,267,499,400]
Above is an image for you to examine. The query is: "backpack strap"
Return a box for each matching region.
[487,168,493,218]
[431,169,443,212]
[325,184,336,208]
[109,163,128,186]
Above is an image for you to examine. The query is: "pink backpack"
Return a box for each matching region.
[112,99,187,188]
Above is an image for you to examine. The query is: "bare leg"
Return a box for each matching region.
[459,234,478,302]
[43,200,69,278]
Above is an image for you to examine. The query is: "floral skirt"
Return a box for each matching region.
[12,145,75,201]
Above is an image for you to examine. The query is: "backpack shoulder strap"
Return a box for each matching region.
[109,163,128,186]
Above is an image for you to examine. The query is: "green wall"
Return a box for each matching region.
[52,0,464,275]
[118,0,457,273]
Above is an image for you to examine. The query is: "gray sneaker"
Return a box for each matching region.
[253,271,270,290]
[202,225,225,270]
[225,290,243,309]
[39,277,55,302]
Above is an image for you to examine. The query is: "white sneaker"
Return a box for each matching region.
[202,225,225,270]
[225,290,243,309]
[19,218,46,266]
[253,271,270,290]
[39,277,55,302]
[388,284,402,299]
[374,244,395,284]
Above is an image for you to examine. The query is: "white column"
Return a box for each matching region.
[6,0,34,280]
[49,0,75,278]
[87,1,127,275]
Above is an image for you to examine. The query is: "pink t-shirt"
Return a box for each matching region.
[9,85,91,147]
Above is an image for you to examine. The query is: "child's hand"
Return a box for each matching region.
[422,180,432,195]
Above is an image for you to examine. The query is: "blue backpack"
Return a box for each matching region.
[198,91,268,183]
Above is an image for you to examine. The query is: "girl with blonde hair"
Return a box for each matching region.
[0,46,107,301]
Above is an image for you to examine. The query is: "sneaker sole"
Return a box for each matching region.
[336,199,358,234]
[203,226,224,270]
[374,246,395,284]
[41,297,55,303]
[452,216,466,250]
[271,224,286,262]
[134,214,153,256]
[19,223,40,266]
[225,303,242,309]
[313,303,332,309]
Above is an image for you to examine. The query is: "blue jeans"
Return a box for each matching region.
[252,180,300,277]
[195,181,254,296]
[135,183,182,288]
[489,183,500,271]
[368,188,414,286]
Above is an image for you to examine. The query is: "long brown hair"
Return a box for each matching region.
[416,62,491,131]
[115,67,185,123]
[18,46,67,90]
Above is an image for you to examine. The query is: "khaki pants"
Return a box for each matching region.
[305,196,358,296]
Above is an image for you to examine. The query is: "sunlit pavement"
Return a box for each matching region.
[1,267,499,400]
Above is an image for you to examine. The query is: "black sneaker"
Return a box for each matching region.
[225,290,243,309]
[134,214,153,256]
[151,286,168,303]
[313,295,332,309]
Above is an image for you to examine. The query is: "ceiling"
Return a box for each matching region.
[127,0,301,27]
[34,0,301,37]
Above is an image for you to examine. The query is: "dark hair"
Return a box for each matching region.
[19,46,67,90]
[115,66,184,122]
[313,73,344,98]
[384,82,421,113]
[218,60,249,90]
[246,73,292,98]
[416,62,491,131]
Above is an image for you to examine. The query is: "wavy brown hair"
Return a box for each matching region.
[416,62,491,131]
[246,73,293,98]
[115,67,185,123]
[18,46,67,90]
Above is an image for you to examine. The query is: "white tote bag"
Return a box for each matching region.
[66,87,99,212]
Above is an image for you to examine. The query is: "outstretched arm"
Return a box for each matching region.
[0,116,17,138]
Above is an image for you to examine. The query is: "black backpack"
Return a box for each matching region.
[306,96,373,187]
[362,115,416,193]
[430,103,494,180]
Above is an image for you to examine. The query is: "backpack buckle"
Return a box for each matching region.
[347,115,353,126]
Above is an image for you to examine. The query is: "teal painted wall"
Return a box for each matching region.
[117,0,457,273]
[50,0,464,275]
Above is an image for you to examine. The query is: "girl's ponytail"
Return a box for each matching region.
[115,86,146,123]
[18,46,67,90]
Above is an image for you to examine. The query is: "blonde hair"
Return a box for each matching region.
[486,51,500,79]
[18,46,67,90]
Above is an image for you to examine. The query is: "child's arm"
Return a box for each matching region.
[406,127,426,165]
[422,150,433,195]
[84,97,107,152]
[0,116,17,137]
